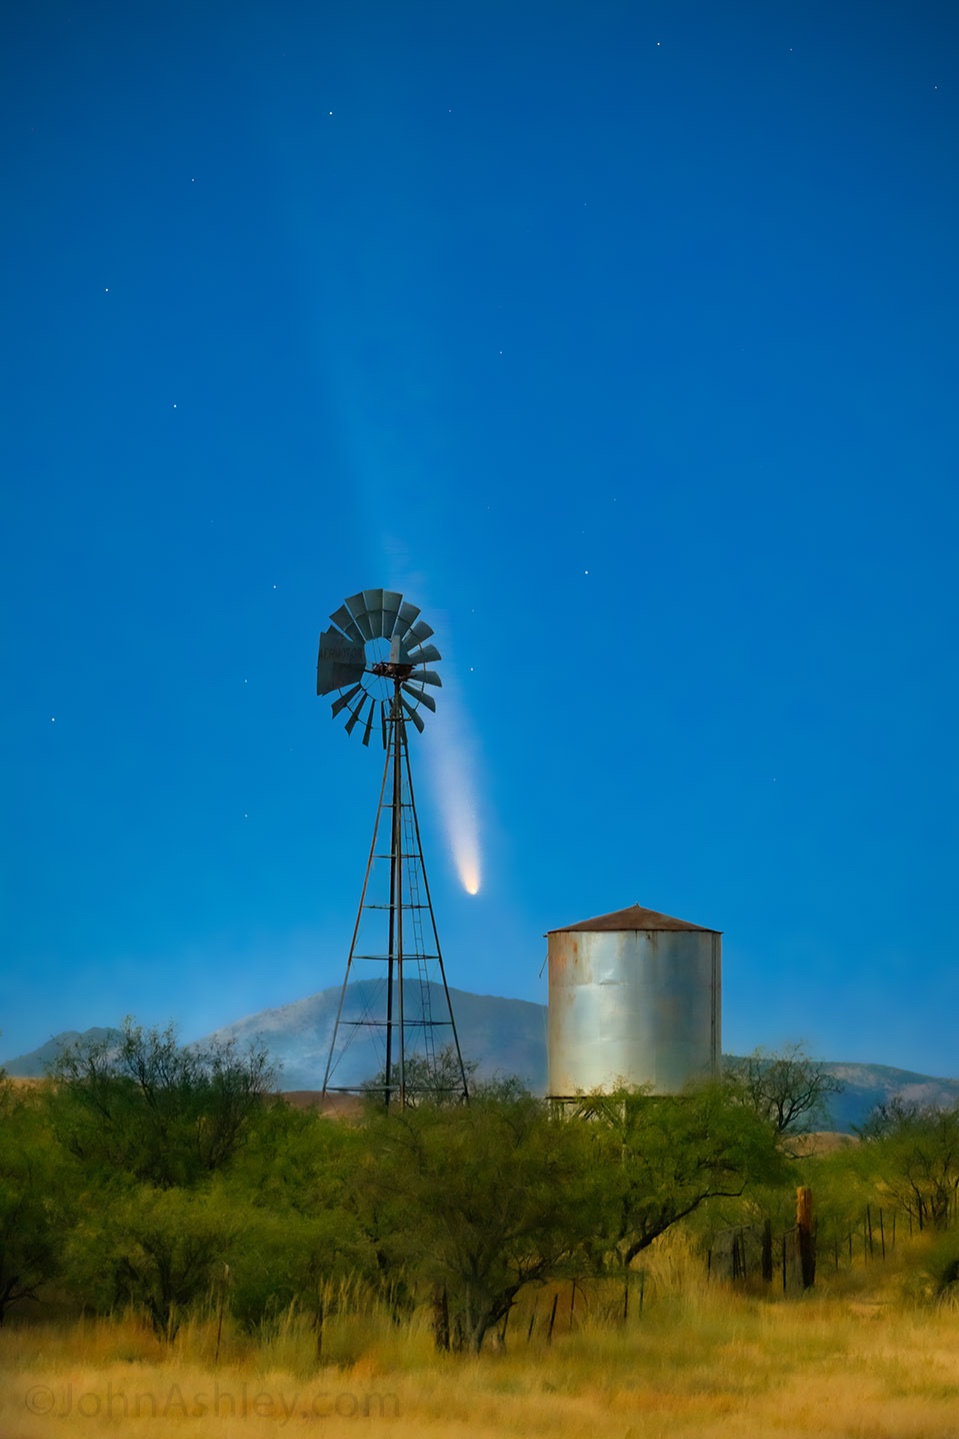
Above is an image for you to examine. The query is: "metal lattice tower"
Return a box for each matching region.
[316,589,469,1107]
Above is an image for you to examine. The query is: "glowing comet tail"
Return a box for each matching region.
[427,686,482,896]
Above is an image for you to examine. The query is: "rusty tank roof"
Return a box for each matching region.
[546,903,721,935]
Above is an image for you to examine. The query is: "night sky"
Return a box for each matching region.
[2,2,957,1076]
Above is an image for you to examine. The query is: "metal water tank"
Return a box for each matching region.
[547,903,721,1097]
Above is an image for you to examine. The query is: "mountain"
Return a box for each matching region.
[203,982,549,1093]
[5,988,959,1133]
[824,1061,959,1132]
[1,1026,124,1078]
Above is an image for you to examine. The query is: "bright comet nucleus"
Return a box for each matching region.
[457,845,481,897]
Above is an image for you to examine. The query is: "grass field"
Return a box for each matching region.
[3,1237,959,1439]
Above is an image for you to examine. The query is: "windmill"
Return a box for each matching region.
[316,588,470,1107]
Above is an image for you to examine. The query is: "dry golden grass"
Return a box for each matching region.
[787,1130,859,1158]
[4,1236,959,1439]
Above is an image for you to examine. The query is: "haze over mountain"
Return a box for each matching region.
[205,983,549,1093]
[5,985,959,1133]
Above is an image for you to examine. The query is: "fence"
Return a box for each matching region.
[705,1192,943,1292]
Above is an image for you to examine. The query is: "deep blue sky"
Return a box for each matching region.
[2,1,957,1076]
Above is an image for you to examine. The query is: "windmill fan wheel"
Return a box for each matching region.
[315,588,442,746]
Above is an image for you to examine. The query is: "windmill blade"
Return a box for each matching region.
[362,588,385,637]
[411,669,442,688]
[400,697,426,734]
[404,618,434,646]
[331,683,363,718]
[344,694,368,736]
[402,683,436,713]
[406,642,441,666]
[380,590,402,639]
[380,700,388,749]
[316,628,366,695]
[393,600,421,641]
[329,604,365,646]
[362,703,375,746]
[344,592,374,641]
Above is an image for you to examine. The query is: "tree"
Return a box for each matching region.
[64,1182,241,1337]
[583,1082,790,1270]
[48,1019,275,1188]
[725,1044,843,1141]
[856,1099,959,1232]
[355,1092,600,1353]
[224,1101,375,1335]
[361,1044,477,1107]
[0,1077,73,1324]
[226,1207,370,1338]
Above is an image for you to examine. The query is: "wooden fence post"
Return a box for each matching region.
[762,1219,773,1284]
[432,1286,450,1353]
[796,1186,816,1290]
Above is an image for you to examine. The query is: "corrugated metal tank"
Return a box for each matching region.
[547,903,721,1097]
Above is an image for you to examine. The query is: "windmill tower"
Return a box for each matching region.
[316,588,469,1107]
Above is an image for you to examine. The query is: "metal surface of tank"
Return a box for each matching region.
[547,904,721,1097]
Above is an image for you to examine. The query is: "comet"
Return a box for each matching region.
[424,679,482,897]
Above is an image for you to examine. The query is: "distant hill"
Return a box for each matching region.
[203,982,549,1093]
[1,1026,124,1078]
[5,987,959,1134]
[824,1061,959,1132]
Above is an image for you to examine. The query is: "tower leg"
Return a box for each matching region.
[321,683,469,1106]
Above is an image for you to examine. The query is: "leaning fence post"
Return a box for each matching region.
[546,1292,558,1345]
[214,1263,230,1366]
